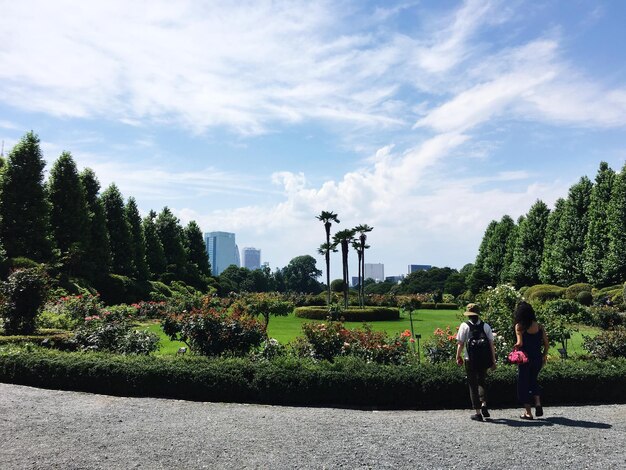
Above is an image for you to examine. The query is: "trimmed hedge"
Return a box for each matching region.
[0,350,624,409]
[0,332,74,350]
[565,283,592,300]
[417,302,459,310]
[294,306,399,321]
[525,284,565,303]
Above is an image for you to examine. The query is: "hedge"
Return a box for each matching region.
[0,350,624,409]
[417,302,459,310]
[525,284,565,303]
[294,306,399,321]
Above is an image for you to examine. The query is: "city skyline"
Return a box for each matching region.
[1,1,625,277]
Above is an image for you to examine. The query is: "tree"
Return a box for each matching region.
[282,255,322,294]
[184,221,211,277]
[80,168,111,279]
[353,224,373,308]
[0,132,51,262]
[482,215,516,286]
[508,200,550,287]
[143,210,167,278]
[551,177,593,285]
[332,229,356,308]
[0,267,48,334]
[155,207,187,277]
[469,220,498,292]
[125,197,149,280]
[47,152,89,275]
[316,211,340,306]
[101,184,134,276]
[604,164,626,284]
[584,162,615,286]
[398,267,458,294]
[539,198,566,284]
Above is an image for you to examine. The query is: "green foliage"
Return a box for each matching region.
[588,306,624,330]
[508,200,550,287]
[537,299,587,324]
[477,284,522,345]
[0,268,48,334]
[0,132,52,262]
[3,349,624,408]
[397,266,460,295]
[96,274,146,305]
[605,163,626,284]
[43,293,103,325]
[184,221,211,277]
[8,256,41,270]
[583,327,626,359]
[422,326,457,363]
[155,207,187,277]
[143,210,167,278]
[282,255,323,294]
[565,283,592,300]
[576,290,593,307]
[539,198,566,284]
[583,162,614,285]
[161,307,266,357]
[80,168,111,279]
[125,197,149,281]
[101,184,133,276]
[233,293,294,327]
[73,315,159,354]
[149,281,173,299]
[47,152,89,275]
[294,306,399,321]
[330,278,345,292]
[524,284,565,303]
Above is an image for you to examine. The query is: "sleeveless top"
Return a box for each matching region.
[521,326,543,362]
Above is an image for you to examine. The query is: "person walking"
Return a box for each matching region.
[456,303,497,421]
[513,301,549,420]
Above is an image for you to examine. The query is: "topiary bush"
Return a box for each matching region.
[524,284,565,303]
[565,283,592,300]
[576,290,593,306]
[0,268,48,334]
[294,306,399,321]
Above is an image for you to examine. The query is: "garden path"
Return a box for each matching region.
[0,383,624,469]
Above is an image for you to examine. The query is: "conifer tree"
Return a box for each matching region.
[469,220,498,292]
[604,164,626,284]
[184,221,211,277]
[155,207,187,276]
[101,184,134,276]
[539,198,566,284]
[508,200,550,287]
[143,210,167,278]
[583,162,615,286]
[500,216,520,283]
[481,215,516,286]
[125,197,149,281]
[552,177,593,285]
[80,168,111,278]
[47,152,90,275]
[0,132,51,262]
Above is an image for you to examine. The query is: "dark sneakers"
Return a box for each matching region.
[470,413,483,421]
[481,405,490,418]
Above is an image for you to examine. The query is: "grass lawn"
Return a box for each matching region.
[137,310,599,358]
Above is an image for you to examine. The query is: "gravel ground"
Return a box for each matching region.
[0,383,624,469]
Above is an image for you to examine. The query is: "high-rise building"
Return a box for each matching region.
[364,263,384,282]
[408,264,432,274]
[204,231,240,275]
[241,247,261,270]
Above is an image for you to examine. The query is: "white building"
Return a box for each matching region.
[241,247,261,270]
[204,231,240,275]
[364,263,384,282]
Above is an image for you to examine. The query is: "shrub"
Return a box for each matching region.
[422,326,457,363]
[576,291,593,306]
[149,281,173,299]
[538,299,588,324]
[524,284,565,303]
[36,310,75,330]
[420,302,437,309]
[478,284,522,346]
[583,327,626,359]
[294,306,399,321]
[588,306,624,329]
[0,268,48,335]
[43,293,103,324]
[436,303,459,310]
[565,283,592,300]
[330,279,345,293]
[96,274,137,305]
[131,301,167,319]
[72,316,159,354]
[161,308,266,357]
[8,257,41,269]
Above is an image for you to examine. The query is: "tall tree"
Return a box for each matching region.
[184,220,211,277]
[155,207,187,276]
[0,132,51,262]
[125,197,149,281]
[552,177,593,285]
[80,168,111,278]
[143,210,167,278]
[47,152,89,275]
[508,200,550,287]
[316,211,340,306]
[539,198,566,284]
[583,162,615,286]
[480,215,516,287]
[282,255,322,294]
[604,163,626,284]
[332,229,356,309]
[101,184,134,276]
[469,220,498,292]
[353,224,373,308]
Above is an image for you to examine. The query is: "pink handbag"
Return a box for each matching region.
[508,349,528,364]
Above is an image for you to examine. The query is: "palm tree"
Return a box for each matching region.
[333,228,356,309]
[352,239,370,308]
[354,224,374,308]
[316,211,340,306]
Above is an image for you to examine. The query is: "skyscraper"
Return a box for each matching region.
[241,247,261,270]
[364,263,384,282]
[204,231,240,275]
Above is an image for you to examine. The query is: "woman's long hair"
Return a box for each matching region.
[514,301,536,331]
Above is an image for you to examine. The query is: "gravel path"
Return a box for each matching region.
[1,383,624,469]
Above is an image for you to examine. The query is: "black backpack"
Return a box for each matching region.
[466,321,493,370]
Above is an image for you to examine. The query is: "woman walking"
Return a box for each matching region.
[513,302,549,419]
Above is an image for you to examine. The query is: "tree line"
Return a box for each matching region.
[469,161,626,291]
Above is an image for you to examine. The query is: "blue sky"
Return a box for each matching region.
[1,0,626,280]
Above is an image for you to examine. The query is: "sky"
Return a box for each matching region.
[1,0,626,280]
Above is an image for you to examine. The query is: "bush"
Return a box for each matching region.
[588,306,624,329]
[72,316,159,355]
[161,308,265,357]
[131,300,167,319]
[420,302,437,309]
[0,268,48,334]
[294,306,399,321]
[478,284,522,346]
[149,281,173,300]
[538,299,588,324]
[435,303,459,310]
[576,291,593,306]
[8,257,41,270]
[565,283,592,300]
[422,326,457,363]
[36,310,75,330]
[43,293,103,325]
[524,284,565,303]
[330,279,345,293]
[1,350,625,408]
[583,327,626,359]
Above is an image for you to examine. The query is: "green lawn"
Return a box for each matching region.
[137,309,600,358]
